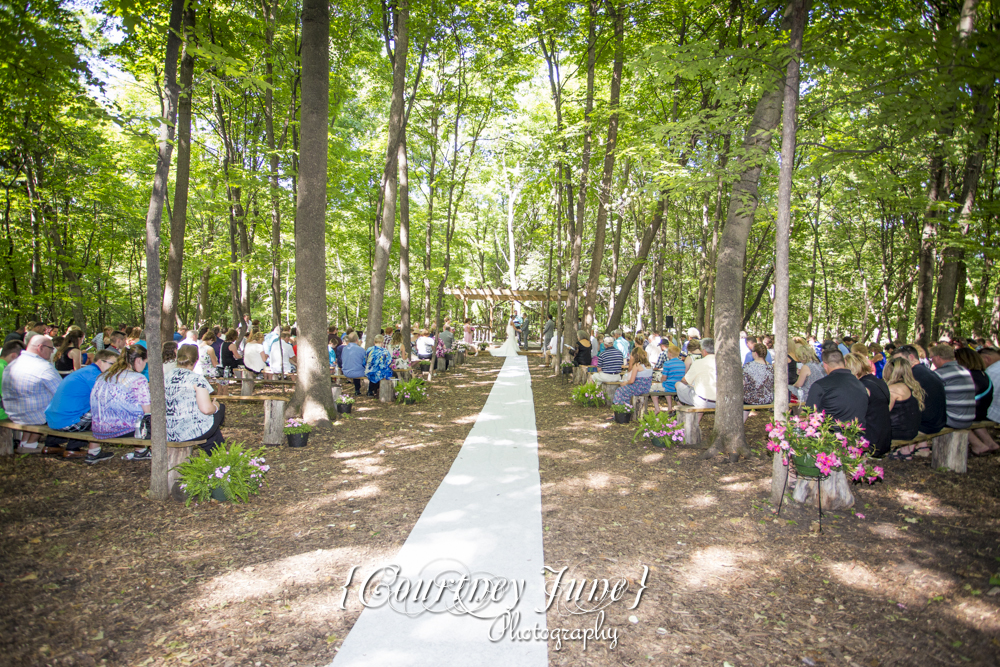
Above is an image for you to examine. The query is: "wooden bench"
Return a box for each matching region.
[214,395,290,446]
[0,420,206,501]
[674,403,775,445]
[889,419,997,473]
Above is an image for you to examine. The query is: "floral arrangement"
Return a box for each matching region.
[175,443,269,505]
[611,403,632,414]
[478,342,488,351]
[572,383,605,407]
[336,394,355,405]
[396,377,429,404]
[284,417,313,434]
[435,338,448,358]
[765,407,884,483]
[631,410,685,444]
[560,361,574,368]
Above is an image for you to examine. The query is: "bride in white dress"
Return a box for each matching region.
[489,319,521,357]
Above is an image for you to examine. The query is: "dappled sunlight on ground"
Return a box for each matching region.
[891,489,965,518]
[676,546,763,590]
[684,494,719,509]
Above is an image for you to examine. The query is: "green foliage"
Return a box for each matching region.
[396,377,428,404]
[174,442,269,505]
[283,418,313,434]
[571,382,604,407]
[611,403,632,414]
[631,410,684,444]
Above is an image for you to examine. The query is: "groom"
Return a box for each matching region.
[512,310,524,348]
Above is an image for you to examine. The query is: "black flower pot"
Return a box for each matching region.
[287,432,310,448]
[405,398,416,405]
[613,412,632,424]
[561,367,573,375]
[210,487,228,502]
[336,403,353,414]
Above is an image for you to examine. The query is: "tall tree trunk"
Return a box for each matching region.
[605,196,667,332]
[421,111,438,329]
[264,0,282,326]
[289,0,333,425]
[146,0,184,501]
[703,11,794,462]
[399,132,412,354]
[771,0,807,500]
[564,0,597,342]
[161,4,195,341]
[365,0,409,347]
[583,1,624,327]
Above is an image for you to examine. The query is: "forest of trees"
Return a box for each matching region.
[2,0,999,350]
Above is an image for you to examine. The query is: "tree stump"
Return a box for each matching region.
[456,350,466,365]
[167,445,195,502]
[0,425,13,457]
[572,366,587,385]
[436,357,446,372]
[932,430,968,473]
[379,378,395,403]
[263,399,285,446]
[791,469,855,510]
[602,384,617,406]
[331,385,342,403]
[631,394,647,418]
[241,376,255,396]
[680,409,702,445]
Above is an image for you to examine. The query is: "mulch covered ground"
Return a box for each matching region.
[1,355,998,666]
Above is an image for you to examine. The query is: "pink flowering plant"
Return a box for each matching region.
[765,407,884,483]
[284,417,313,434]
[631,410,685,445]
[174,442,271,505]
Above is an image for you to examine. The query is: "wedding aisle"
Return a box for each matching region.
[330,355,548,667]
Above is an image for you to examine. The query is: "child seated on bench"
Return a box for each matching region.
[651,342,685,412]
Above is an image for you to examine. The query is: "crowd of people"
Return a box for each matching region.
[560,324,999,459]
[0,320,241,463]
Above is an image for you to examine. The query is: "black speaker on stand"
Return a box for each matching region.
[665,315,674,329]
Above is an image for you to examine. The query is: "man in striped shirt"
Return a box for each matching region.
[929,343,976,430]
[590,337,624,387]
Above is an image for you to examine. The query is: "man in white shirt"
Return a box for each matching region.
[676,337,717,414]
[267,332,295,375]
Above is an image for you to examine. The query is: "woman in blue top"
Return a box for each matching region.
[365,334,394,397]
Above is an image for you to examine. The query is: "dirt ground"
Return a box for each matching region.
[1,355,998,666]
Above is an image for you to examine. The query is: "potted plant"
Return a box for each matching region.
[336,394,355,414]
[631,411,685,448]
[478,341,488,351]
[611,403,633,424]
[765,408,884,483]
[572,383,606,407]
[174,442,270,505]
[560,361,574,375]
[396,377,428,405]
[284,417,313,448]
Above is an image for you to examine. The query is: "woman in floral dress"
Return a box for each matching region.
[742,342,774,422]
[613,347,653,406]
[365,334,395,396]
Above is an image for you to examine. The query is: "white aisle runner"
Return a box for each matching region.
[331,355,548,667]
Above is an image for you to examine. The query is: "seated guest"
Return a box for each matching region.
[388,331,408,369]
[341,332,367,396]
[195,331,220,377]
[652,343,686,412]
[744,336,773,364]
[743,343,774,423]
[220,328,245,374]
[161,341,179,381]
[892,345,947,437]
[885,356,925,446]
[850,342,877,376]
[613,347,653,408]
[572,329,593,367]
[954,347,998,455]
[440,325,455,351]
[845,352,891,457]
[0,339,25,421]
[178,329,199,348]
[54,330,84,374]
[165,345,226,452]
[590,336,624,386]
[365,334,394,397]
[613,329,629,358]
[45,350,119,462]
[415,330,435,360]
[981,347,1000,423]
[90,345,152,461]
[1,335,62,453]
[242,332,268,376]
[677,338,717,430]
[684,339,703,371]
[792,342,825,401]
[805,349,867,425]
[869,343,886,378]
[267,331,295,375]
[929,343,976,430]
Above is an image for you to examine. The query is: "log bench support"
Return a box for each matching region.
[680,408,702,445]
[931,430,969,473]
[215,396,290,447]
[379,378,396,403]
